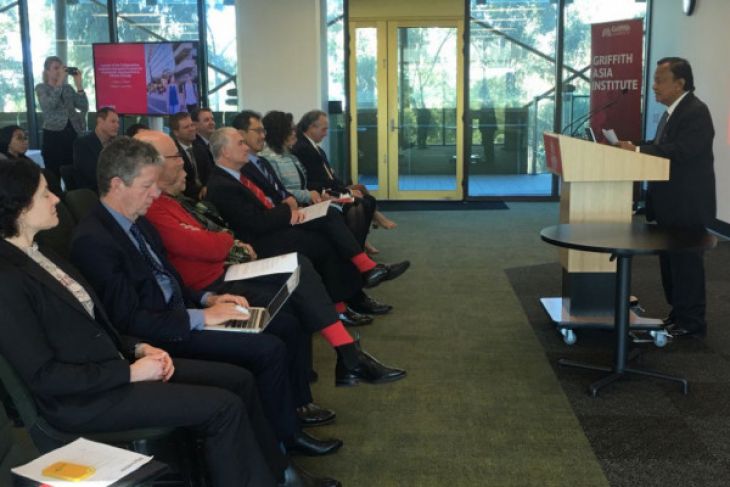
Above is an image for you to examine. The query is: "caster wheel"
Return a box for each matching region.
[651,330,668,348]
[561,328,577,345]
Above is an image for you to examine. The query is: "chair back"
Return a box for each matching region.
[64,189,98,222]
[59,165,78,191]
[36,200,75,261]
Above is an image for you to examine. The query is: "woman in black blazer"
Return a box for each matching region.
[0,158,295,486]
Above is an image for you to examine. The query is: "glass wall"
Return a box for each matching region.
[326,0,347,177]
[562,0,647,136]
[205,0,237,122]
[468,0,557,197]
[0,1,27,128]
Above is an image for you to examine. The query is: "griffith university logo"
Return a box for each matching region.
[602,24,631,38]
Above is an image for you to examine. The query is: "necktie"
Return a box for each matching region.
[186,147,201,184]
[239,174,274,209]
[653,111,669,145]
[317,147,335,180]
[255,157,287,199]
[129,223,185,309]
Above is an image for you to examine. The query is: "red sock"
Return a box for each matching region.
[335,302,347,313]
[320,321,354,347]
[351,252,377,273]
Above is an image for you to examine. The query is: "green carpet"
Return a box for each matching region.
[297,203,609,486]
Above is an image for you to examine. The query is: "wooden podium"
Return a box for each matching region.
[542,132,669,322]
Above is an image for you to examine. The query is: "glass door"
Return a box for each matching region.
[350,20,464,200]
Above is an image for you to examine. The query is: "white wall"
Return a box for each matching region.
[236,0,328,121]
[649,2,730,224]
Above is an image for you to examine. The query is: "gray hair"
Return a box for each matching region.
[97,136,163,196]
[209,127,238,161]
[296,110,327,134]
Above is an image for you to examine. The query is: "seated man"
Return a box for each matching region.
[0,157,337,486]
[170,111,213,200]
[69,137,340,457]
[205,128,409,307]
[72,106,119,192]
[141,129,406,390]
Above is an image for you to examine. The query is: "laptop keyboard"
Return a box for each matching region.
[226,308,263,330]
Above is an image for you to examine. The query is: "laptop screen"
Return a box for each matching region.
[266,266,301,320]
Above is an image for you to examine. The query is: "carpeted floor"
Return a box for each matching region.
[297,203,609,486]
[506,240,730,487]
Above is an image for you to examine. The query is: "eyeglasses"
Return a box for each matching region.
[164,153,183,159]
[13,133,28,141]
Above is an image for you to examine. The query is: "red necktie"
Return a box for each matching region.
[239,174,274,209]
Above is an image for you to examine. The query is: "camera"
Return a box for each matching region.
[65,67,80,76]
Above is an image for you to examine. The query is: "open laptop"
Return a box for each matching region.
[584,127,597,142]
[208,266,300,333]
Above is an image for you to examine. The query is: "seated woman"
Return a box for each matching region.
[0,158,338,487]
[0,125,62,196]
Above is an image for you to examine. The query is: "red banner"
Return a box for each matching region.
[94,44,147,114]
[590,19,643,143]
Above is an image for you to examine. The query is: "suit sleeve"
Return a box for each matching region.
[0,266,130,397]
[207,177,292,240]
[639,103,714,164]
[70,229,193,343]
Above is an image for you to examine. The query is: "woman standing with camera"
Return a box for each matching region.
[34,55,88,178]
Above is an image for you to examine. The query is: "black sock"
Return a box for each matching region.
[336,343,359,369]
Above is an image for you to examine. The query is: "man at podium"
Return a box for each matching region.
[618,57,715,338]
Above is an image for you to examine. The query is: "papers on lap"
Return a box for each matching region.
[296,200,331,224]
[12,437,152,487]
[224,252,299,282]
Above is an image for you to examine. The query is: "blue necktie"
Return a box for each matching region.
[654,111,669,145]
[129,223,185,310]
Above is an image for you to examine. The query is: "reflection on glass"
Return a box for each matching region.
[0,3,27,126]
[468,1,557,196]
[355,28,378,190]
[206,1,237,113]
[396,27,457,191]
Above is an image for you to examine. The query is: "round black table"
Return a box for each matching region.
[541,222,717,396]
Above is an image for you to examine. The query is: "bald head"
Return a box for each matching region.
[134,130,186,196]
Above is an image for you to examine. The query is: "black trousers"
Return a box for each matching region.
[659,248,706,331]
[161,319,299,442]
[41,121,77,179]
[69,358,287,487]
[206,255,339,407]
[253,211,363,303]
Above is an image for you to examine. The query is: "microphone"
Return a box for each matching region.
[562,88,629,137]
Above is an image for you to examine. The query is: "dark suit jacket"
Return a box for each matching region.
[639,92,716,226]
[242,155,292,204]
[291,138,348,193]
[175,138,214,199]
[0,239,136,430]
[72,131,103,193]
[70,202,205,344]
[206,165,292,244]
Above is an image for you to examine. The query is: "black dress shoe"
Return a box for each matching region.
[297,403,336,427]
[339,308,373,327]
[362,261,411,288]
[348,293,393,315]
[665,323,706,338]
[335,341,407,387]
[286,431,343,456]
[279,463,341,487]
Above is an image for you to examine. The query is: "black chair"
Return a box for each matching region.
[36,200,76,261]
[0,401,35,486]
[63,188,98,222]
[59,165,78,191]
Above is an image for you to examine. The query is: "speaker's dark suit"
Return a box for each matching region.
[0,239,286,486]
[69,202,299,440]
[72,131,103,193]
[291,138,375,246]
[638,91,716,331]
[206,165,362,303]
